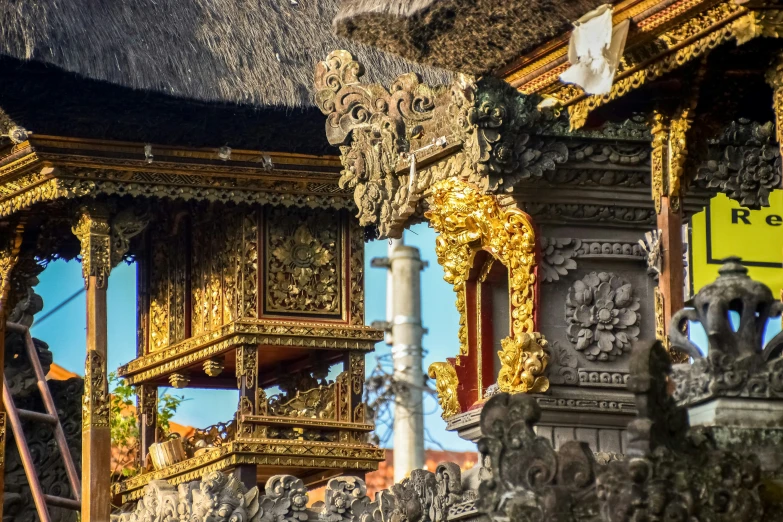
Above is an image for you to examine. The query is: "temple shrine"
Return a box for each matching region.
[0,0,782,521]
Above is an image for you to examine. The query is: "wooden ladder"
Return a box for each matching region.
[3,321,81,521]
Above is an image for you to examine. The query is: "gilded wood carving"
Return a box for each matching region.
[83,350,110,430]
[264,207,342,317]
[427,362,460,419]
[425,178,546,416]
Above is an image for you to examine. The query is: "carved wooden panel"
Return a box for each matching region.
[141,204,361,355]
[263,206,343,319]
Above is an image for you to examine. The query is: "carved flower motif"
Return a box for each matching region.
[268,210,339,314]
[565,272,640,361]
[696,126,782,209]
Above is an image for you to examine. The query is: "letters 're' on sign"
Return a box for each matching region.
[691,192,783,298]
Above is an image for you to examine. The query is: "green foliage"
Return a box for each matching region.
[108,372,187,477]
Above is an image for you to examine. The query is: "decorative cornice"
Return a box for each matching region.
[112,439,385,503]
[522,1,762,130]
[0,137,354,220]
[117,320,383,384]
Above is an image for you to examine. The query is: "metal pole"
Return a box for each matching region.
[388,242,426,482]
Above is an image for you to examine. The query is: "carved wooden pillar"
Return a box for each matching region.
[72,206,113,522]
[651,112,690,360]
[234,343,259,490]
[0,225,24,521]
[137,384,157,467]
[340,352,366,481]
[73,205,148,521]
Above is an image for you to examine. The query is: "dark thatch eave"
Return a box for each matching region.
[333,0,617,76]
[0,0,448,109]
[0,57,336,154]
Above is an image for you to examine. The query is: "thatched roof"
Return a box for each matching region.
[333,0,616,75]
[0,0,447,109]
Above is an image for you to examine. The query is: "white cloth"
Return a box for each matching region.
[559,5,630,95]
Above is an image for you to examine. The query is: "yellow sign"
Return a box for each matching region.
[691,192,783,298]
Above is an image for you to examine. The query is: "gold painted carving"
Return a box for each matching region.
[203,358,224,377]
[188,208,259,341]
[139,385,158,428]
[427,362,460,419]
[651,113,668,215]
[0,413,5,468]
[655,287,689,364]
[169,373,190,389]
[497,333,550,394]
[149,217,187,352]
[265,207,341,316]
[113,439,385,503]
[73,205,148,289]
[564,2,751,129]
[337,372,350,422]
[766,53,783,159]
[236,345,258,389]
[267,384,337,420]
[0,226,24,311]
[651,102,696,215]
[350,353,364,396]
[425,178,548,409]
[83,350,110,430]
[349,219,365,326]
[118,322,381,385]
[72,207,111,289]
[667,110,692,213]
[426,178,537,348]
[654,287,667,350]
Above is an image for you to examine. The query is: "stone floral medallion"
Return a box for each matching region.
[565,272,640,361]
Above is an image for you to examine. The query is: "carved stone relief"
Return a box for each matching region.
[565,272,641,362]
[540,238,645,283]
[694,120,782,209]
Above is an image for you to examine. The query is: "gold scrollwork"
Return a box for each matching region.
[236,345,258,389]
[139,385,158,428]
[350,353,364,396]
[73,205,149,290]
[0,225,24,311]
[0,413,6,468]
[72,207,112,289]
[349,218,365,326]
[766,53,783,158]
[565,2,752,129]
[427,362,460,419]
[265,206,342,316]
[497,333,549,394]
[651,113,667,215]
[83,351,110,430]
[425,178,537,350]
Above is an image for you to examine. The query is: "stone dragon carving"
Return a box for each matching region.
[314,51,566,238]
[113,472,309,522]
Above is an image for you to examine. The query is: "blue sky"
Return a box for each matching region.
[28,221,783,453]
